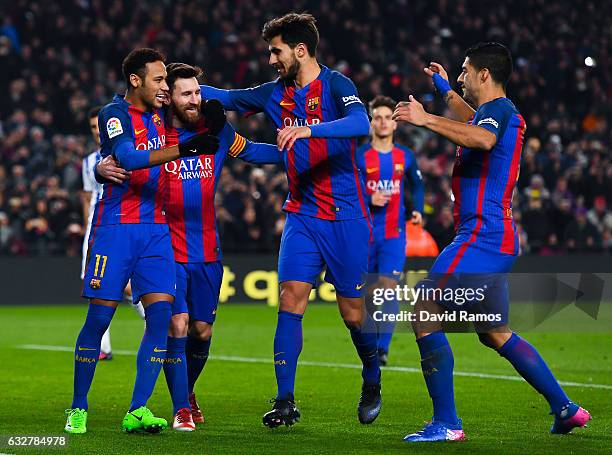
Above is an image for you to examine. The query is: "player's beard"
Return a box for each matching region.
[175,104,201,127]
[279,57,300,81]
[461,84,476,107]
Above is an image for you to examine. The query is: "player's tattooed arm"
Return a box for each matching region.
[424,62,475,123]
[393,96,497,150]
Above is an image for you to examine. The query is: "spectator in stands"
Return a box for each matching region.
[564,208,602,253]
[0,0,609,256]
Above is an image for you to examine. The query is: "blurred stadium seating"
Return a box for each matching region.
[0,0,609,256]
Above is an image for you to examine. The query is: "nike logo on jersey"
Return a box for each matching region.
[134,128,147,135]
[280,100,295,107]
[366,167,379,173]
[274,352,285,357]
[153,347,167,353]
[78,346,96,351]
[355,283,366,290]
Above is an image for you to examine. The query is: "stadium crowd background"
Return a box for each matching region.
[0,0,610,257]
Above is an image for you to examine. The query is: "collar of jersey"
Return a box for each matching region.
[284,64,328,93]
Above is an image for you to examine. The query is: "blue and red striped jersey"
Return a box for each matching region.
[357,143,424,240]
[94,94,167,226]
[200,65,370,220]
[452,97,526,255]
[164,120,281,263]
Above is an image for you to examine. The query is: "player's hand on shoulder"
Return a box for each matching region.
[371,191,390,207]
[178,132,220,157]
[393,95,428,126]
[202,99,226,135]
[98,155,131,184]
[276,126,312,151]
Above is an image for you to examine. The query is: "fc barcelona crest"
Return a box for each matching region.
[152,113,162,127]
[307,97,319,111]
[394,163,404,174]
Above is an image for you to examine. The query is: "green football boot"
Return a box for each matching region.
[122,406,168,434]
[64,408,87,434]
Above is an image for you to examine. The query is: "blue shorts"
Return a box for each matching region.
[424,238,518,327]
[368,234,406,279]
[278,212,371,298]
[82,224,176,304]
[174,261,223,323]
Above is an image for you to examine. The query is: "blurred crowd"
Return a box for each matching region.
[0,0,610,256]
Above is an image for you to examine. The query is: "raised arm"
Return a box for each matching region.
[393,96,497,150]
[221,122,283,165]
[200,82,276,113]
[425,62,475,123]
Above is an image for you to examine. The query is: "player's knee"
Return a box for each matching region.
[477,332,496,349]
[478,331,510,350]
[341,311,363,330]
[169,313,189,338]
[190,321,212,341]
[279,287,306,313]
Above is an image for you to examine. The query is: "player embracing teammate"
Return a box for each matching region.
[201,13,382,426]
[65,48,220,435]
[393,42,591,442]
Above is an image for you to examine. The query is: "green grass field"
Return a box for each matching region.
[0,304,610,454]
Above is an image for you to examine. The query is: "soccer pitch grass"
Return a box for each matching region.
[0,304,610,454]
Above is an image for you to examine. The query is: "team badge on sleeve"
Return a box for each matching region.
[106,117,123,138]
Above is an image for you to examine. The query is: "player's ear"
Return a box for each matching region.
[480,68,490,84]
[295,43,307,59]
[129,73,142,90]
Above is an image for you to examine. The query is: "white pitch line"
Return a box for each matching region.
[17,344,612,390]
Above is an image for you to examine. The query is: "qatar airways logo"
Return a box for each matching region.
[136,135,166,150]
[367,179,400,195]
[165,156,214,180]
[283,117,321,128]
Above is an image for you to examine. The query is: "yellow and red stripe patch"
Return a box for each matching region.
[228,133,247,157]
